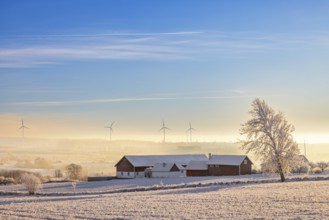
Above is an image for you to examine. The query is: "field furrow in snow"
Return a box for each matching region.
[0,180,328,219]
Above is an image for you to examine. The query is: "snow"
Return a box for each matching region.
[0,176,328,219]
[121,154,208,167]
[207,155,248,166]
[186,160,208,170]
[1,174,328,195]
[152,163,176,172]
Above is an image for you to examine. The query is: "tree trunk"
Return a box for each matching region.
[279,171,285,182]
[277,162,286,182]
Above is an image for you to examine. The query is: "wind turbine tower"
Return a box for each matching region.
[19,119,29,138]
[186,122,195,143]
[159,120,170,143]
[105,121,115,141]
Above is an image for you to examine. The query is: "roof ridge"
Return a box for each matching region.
[125,154,206,157]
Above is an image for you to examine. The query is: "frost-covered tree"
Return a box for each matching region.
[292,156,310,174]
[240,98,300,182]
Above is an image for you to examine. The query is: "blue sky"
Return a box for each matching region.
[1,1,329,142]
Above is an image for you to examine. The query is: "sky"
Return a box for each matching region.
[1,1,329,143]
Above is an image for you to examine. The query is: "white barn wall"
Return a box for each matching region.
[152,171,184,178]
[116,171,135,179]
[152,171,170,178]
[135,172,145,178]
[170,171,185,178]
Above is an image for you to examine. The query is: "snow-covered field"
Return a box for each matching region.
[1,175,328,219]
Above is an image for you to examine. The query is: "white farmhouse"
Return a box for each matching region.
[151,162,185,178]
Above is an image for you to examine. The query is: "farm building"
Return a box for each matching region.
[115,154,208,178]
[186,160,208,176]
[207,155,253,176]
[151,163,185,178]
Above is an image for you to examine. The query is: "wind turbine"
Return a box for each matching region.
[186,122,195,143]
[105,121,115,141]
[19,119,29,138]
[159,120,170,143]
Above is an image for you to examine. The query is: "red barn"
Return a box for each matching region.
[186,160,208,176]
[207,155,253,176]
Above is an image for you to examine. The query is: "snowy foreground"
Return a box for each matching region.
[1,175,329,219]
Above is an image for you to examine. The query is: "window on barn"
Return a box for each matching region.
[244,159,247,165]
[128,172,130,176]
[121,172,123,175]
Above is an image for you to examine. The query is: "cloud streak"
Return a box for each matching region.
[5,31,204,39]
[1,95,256,107]
[1,30,328,68]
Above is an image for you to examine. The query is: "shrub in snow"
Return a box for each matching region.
[54,169,63,178]
[144,168,152,178]
[317,161,329,172]
[65,163,84,180]
[0,176,15,185]
[312,167,322,174]
[20,173,42,195]
[0,170,42,184]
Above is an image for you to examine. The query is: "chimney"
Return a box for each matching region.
[208,153,212,160]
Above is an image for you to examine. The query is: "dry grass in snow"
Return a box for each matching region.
[0,180,328,219]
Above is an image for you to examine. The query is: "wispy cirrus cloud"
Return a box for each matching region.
[1,95,257,107]
[8,31,204,39]
[1,30,329,68]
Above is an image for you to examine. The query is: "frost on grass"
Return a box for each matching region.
[0,180,328,219]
